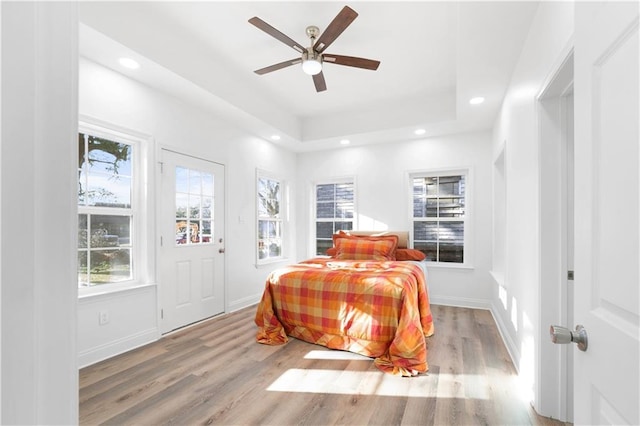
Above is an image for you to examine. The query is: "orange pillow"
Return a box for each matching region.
[332,229,352,246]
[335,236,398,261]
[395,248,426,261]
[332,231,399,248]
[326,247,338,256]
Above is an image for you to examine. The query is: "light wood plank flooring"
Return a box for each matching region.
[80,305,567,425]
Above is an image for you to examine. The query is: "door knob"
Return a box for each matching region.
[219,248,225,253]
[550,324,588,352]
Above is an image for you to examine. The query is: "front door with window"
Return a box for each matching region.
[160,150,225,333]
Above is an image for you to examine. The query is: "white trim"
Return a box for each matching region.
[79,115,152,144]
[78,327,158,368]
[491,142,507,284]
[78,282,157,300]
[423,262,474,270]
[227,294,262,313]
[0,0,3,416]
[430,295,491,310]
[535,45,575,422]
[407,167,474,268]
[490,301,522,374]
[77,119,156,297]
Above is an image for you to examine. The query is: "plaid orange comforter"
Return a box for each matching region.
[255,258,434,376]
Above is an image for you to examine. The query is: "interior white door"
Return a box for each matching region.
[573,2,639,424]
[160,149,225,333]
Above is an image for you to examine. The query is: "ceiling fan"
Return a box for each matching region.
[248,5,380,92]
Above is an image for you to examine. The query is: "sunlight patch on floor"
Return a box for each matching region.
[267,368,489,399]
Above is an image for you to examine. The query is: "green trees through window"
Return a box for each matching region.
[78,132,134,286]
[257,175,283,261]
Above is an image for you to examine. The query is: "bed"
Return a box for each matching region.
[254,231,434,376]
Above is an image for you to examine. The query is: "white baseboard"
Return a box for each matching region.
[78,327,159,369]
[489,301,521,373]
[429,295,492,310]
[228,293,262,313]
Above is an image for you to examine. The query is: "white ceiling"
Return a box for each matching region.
[78,1,540,152]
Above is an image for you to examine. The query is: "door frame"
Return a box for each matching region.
[155,146,228,332]
[536,46,574,422]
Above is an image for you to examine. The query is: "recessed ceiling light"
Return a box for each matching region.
[118,57,140,70]
[469,97,485,105]
[340,139,350,145]
[414,129,426,135]
[270,134,281,141]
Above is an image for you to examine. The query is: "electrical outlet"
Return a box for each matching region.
[99,310,110,325]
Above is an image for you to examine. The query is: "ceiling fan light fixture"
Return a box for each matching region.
[302,58,322,75]
[302,49,322,75]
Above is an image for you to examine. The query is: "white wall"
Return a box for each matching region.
[296,132,494,308]
[1,3,78,424]
[78,57,297,366]
[490,1,574,418]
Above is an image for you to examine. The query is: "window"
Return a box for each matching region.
[412,172,467,263]
[315,180,355,255]
[78,131,134,286]
[257,172,284,263]
[174,166,213,245]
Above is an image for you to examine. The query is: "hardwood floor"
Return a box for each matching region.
[80,305,568,425]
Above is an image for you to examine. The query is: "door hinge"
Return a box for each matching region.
[160,236,163,247]
[159,161,164,173]
[161,309,164,319]
[567,270,574,280]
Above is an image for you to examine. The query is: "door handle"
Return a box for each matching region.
[550,324,588,351]
[219,248,225,253]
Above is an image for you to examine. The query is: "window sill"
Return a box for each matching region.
[490,270,505,287]
[255,257,290,268]
[78,281,157,300]
[424,262,474,270]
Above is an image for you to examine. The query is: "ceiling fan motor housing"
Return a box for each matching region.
[303,48,321,63]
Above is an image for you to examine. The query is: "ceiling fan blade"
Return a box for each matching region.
[254,58,302,75]
[313,6,358,54]
[313,72,327,92]
[322,54,380,71]
[249,17,306,53]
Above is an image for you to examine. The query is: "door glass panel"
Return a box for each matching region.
[201,220,212,243]
[202,172,214,196]
[189,195,201,219]
[175,167,189,193]
[202,197,212,219]
[175,166,213,246]
[189,169,202,194]
[175,194,188,218]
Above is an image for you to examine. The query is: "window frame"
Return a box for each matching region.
[256,169,287,265]
[408,168,473,268]
[78,119,153,296]
[313,177,356,256]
